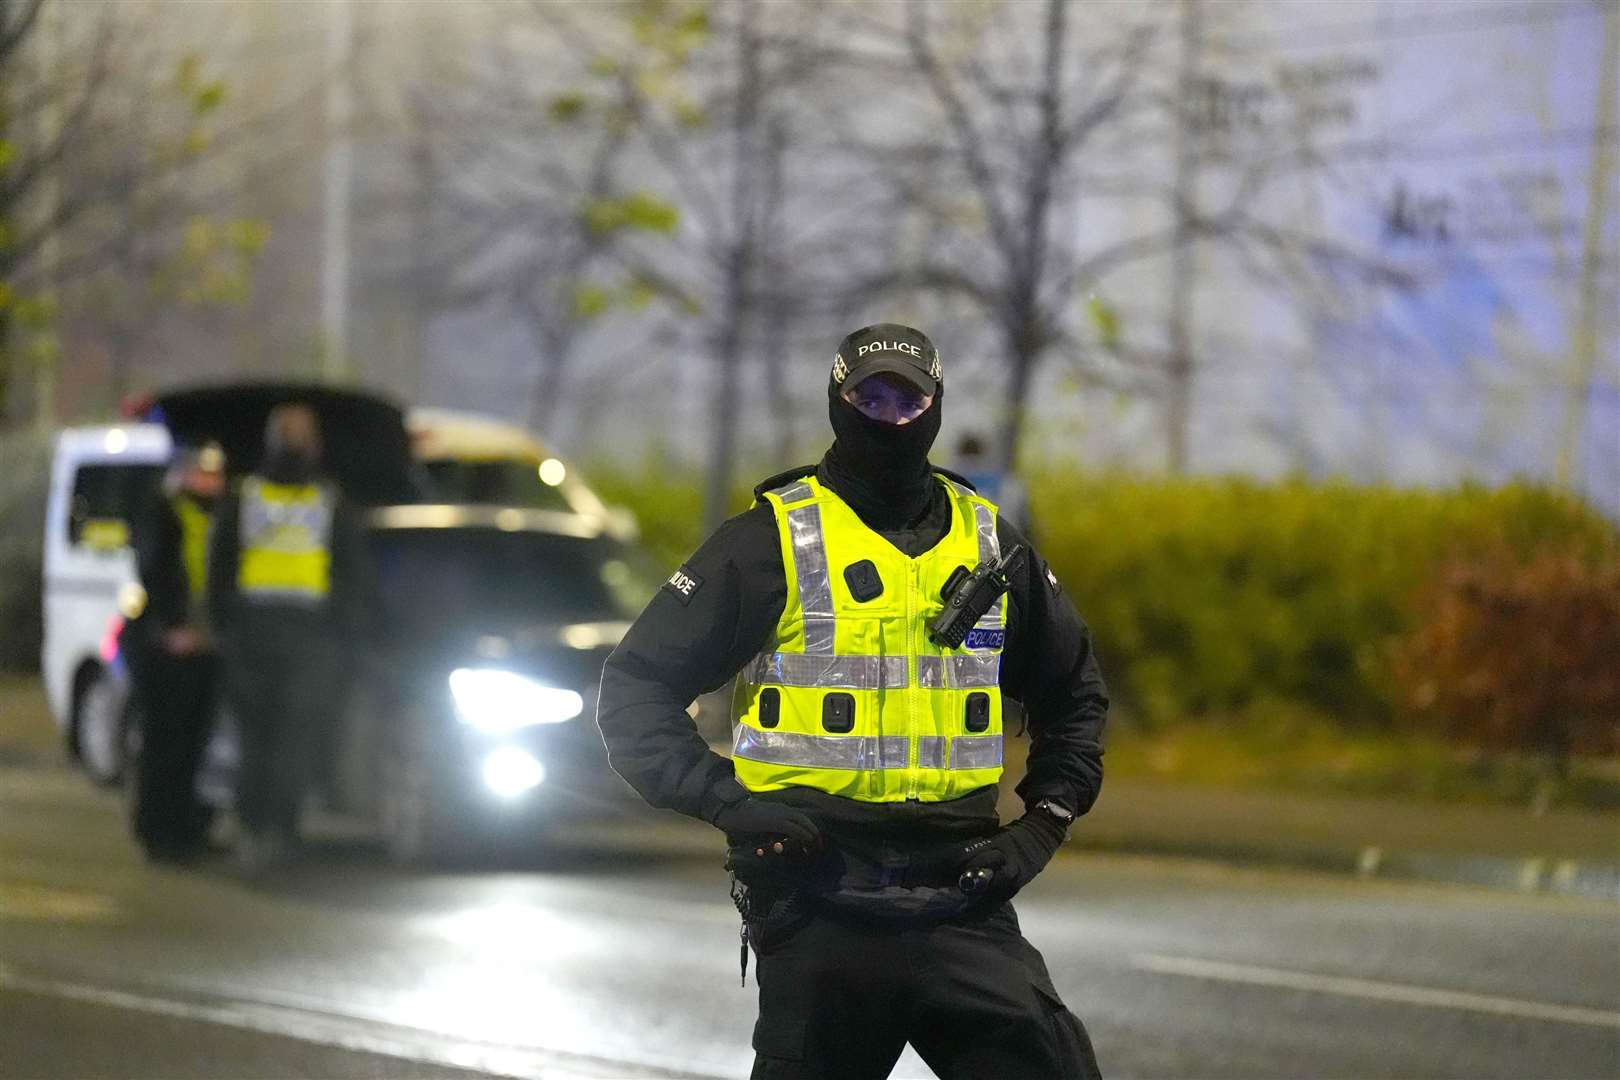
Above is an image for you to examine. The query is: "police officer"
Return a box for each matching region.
[126,442,225,863]
[955,431,1033,538]
[597,324,1107,1078]
[208,402,366,874]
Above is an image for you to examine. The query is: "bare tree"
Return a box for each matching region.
[0,0,269,425]
[841,0,1406,473]
[552,0,896,528]
[414,0,868,530]
[828,0,1175,469]
[378,8,642,428]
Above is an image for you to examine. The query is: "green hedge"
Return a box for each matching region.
[0,432,51,672]
[587,461,1618,732]
[1028,471,1617,729]
[585,461,748,573]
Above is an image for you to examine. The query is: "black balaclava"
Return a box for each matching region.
[184,487,220,513]
[261,405,321,483]
[820,373,943,531]
[261,443,318,483]
[167,445,222,511]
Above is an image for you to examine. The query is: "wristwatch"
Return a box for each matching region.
[1032,799,1076,834]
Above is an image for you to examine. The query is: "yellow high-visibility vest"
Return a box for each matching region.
[237,476,333,604]
[172,494,212,606]
[730,474,1006,802]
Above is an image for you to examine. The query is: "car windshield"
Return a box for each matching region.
[68,462,164,548]
[369,527,657,626]
[419,460,574,511]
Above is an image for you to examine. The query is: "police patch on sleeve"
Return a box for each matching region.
[663,566,705,605]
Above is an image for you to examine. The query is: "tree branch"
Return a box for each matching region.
[904,2,1017,262]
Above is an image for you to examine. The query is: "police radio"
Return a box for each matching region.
[927,545,1027,649]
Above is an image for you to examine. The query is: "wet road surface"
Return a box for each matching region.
[3,763,1616,1079]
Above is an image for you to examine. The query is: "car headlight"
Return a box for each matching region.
[448,668,584,734]
[481,746,545,797]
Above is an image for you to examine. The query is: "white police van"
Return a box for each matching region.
[41,420,172,782]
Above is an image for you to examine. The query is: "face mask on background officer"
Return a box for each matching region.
[262,402,323,481]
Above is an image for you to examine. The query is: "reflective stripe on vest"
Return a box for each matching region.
[744,652,910,689]
[237,476,333,603]
[732,728,1005,772]
[730,474,1006,802]
[915,653,1001,688]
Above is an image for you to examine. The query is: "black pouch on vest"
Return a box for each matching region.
[843,559,883,603]
[965,691,991,733]
[822,692,855,733]
[758,687,781,728]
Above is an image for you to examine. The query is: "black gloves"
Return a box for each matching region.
[702,778,824,884]
[913,804,1070,903]
[711,796,822,852]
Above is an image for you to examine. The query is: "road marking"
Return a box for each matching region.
[0,964,717,1079]
[0,881,119,922]
[1133,953,1620,1030]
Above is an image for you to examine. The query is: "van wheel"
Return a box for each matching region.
[378,706,465,867]
[79,669,128,786]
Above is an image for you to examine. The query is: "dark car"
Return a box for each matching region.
[310,504,657,863]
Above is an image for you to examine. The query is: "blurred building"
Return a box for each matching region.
[40,0,1618,514]
[1022,0,1616,514]
[1195,0,1616,509]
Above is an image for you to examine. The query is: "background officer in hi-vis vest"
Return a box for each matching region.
[598,324,1107,1079]
[126,440,226,863]
[208,402,367,875]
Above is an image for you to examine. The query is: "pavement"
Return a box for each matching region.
[1069,777,1620,900]
[5,673,1617,901]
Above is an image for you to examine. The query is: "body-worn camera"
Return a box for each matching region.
[927,544,1027,649]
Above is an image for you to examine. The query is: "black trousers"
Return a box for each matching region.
[749,901,1101,1079]
[224,631,342,838]
[129,648,217,850]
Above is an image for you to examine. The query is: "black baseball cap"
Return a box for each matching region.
[832,323,941,396]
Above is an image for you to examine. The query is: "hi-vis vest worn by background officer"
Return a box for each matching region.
[172,493,212,605]
[731,473,1006,802]
[237,476,334,603]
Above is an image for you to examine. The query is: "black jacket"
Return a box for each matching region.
[129,487,207,646]
[596,463,1107,842]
